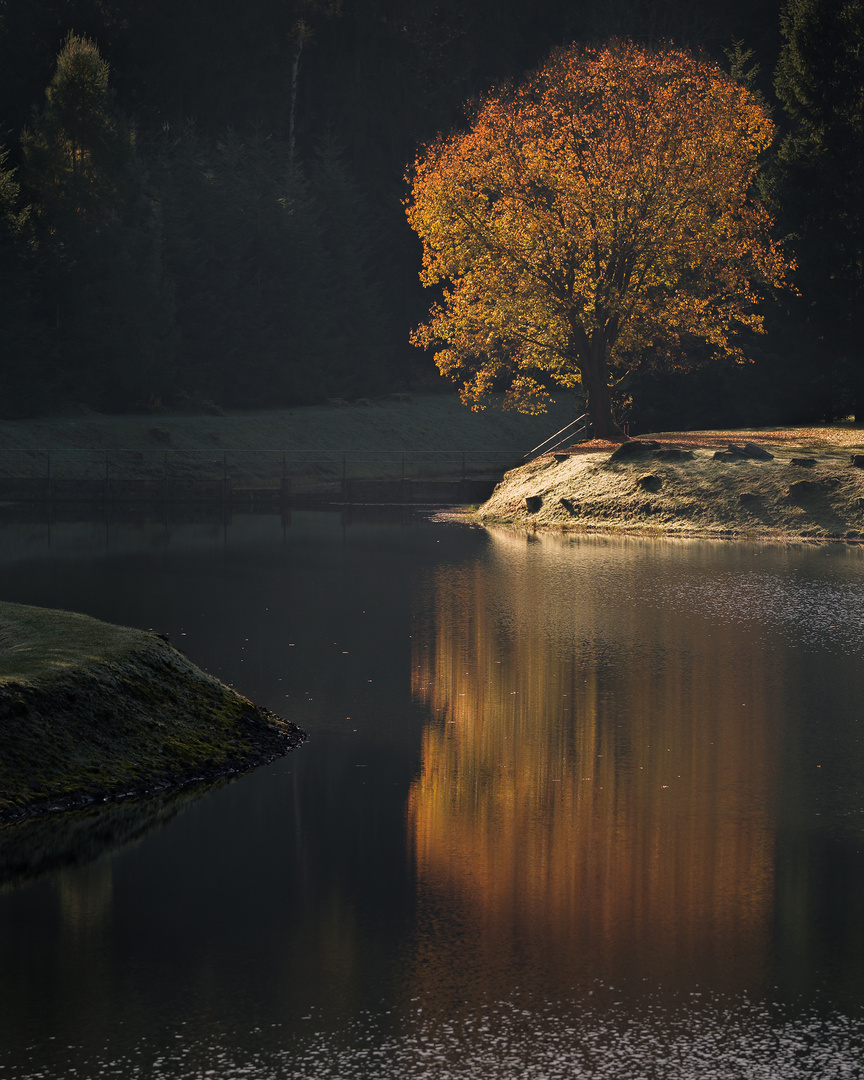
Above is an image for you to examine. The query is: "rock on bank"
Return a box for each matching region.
[0,602,305,821]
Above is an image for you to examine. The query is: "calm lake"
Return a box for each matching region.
[0,509,863,1078]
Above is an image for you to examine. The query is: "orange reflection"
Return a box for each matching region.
[408,531,779,997]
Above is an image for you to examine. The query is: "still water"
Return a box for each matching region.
[0,510,862,1078]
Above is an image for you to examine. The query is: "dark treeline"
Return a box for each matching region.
[0,0,861,427]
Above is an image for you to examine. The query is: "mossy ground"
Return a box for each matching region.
[0,602,304,820]
[477,427,864,541]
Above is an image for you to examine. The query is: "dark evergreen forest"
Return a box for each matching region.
[0,0,861,429]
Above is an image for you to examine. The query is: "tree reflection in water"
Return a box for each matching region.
[408,529,783,1004]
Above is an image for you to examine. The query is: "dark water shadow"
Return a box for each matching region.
[0,779,226,890]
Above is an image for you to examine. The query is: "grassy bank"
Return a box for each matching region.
[0,394,580,492]
[0,393,576,455]
[477,427,864,541]
[0,602,304,821]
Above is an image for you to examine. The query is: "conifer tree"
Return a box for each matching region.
[307,136,399,397]
[21,33,174,410]
[0,144,47,414]
[152,124,325,406]
[769,0,864,419]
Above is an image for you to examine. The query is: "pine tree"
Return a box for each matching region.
[21,32,174,410]
[152,123,328,406]
[0,144,48,415]
[769,0,864,419]
[307,135,399,398]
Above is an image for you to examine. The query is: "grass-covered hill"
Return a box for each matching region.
[478,428,864,541]
[0,602,304,821]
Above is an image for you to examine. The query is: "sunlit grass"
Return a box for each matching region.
[479,426,864,541]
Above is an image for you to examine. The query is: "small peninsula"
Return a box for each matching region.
[477,428,864,541]
[0,602,305,821]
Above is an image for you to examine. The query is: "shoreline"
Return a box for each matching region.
[0,709,304,826]
[468,427,864,544]
[436,508,864,545]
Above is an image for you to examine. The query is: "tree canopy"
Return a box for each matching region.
[1,2,860,425]
[406,41,793,436]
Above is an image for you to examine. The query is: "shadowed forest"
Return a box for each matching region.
[0,0,861,430]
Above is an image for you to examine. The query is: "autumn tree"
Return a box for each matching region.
[406,41,792,436]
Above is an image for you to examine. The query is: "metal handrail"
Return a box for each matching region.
[523,413,589,458]
[543,426,590,454]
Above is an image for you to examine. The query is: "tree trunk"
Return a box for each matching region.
[852,367,864,425]
[288,26,305,165]
[579,345,622,439]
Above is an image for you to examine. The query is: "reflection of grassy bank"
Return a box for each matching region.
[0,602,304,821]
[479,427,864,540]
[0,780,220,889]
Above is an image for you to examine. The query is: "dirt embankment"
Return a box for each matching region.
[478,428,864,541]
[0,602,305,822]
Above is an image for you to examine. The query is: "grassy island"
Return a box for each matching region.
[0,602,305,821]
[477,427,864,541]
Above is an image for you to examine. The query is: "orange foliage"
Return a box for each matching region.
[405,42,794,437]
